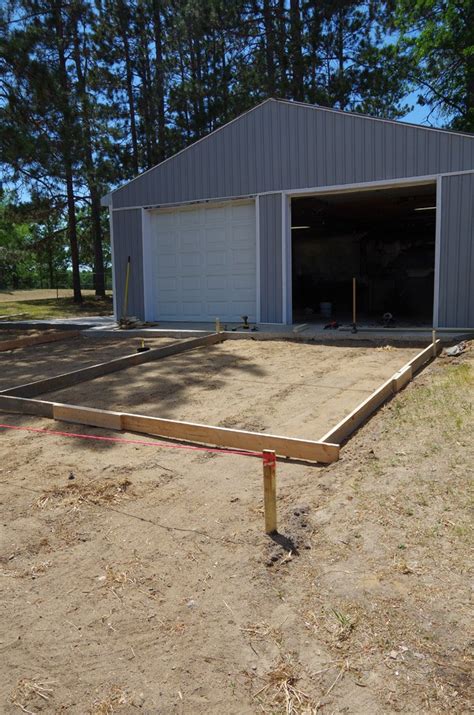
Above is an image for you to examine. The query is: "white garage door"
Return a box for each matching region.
[145,200,257,322]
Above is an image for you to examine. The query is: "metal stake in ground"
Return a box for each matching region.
[262,450,277,534]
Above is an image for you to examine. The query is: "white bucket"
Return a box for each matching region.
[320,302,332,318]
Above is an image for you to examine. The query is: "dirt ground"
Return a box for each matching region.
[0,335,177,391]
[0,340,472,714]
[43,340,420,441]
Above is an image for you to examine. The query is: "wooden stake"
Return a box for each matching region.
[263,450,277,534]
[432,329,437,357]
[351,277,357,333]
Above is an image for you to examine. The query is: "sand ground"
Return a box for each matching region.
[0,335,177,392]
[0,338,472,714]
[42,340,419,441]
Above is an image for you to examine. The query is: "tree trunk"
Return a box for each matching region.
[289,0,304,101]
[336,9,347,109]
[152,0,166,161]
[52,0,82,303]
[262,0,276,96]
[136,4,156,166]
[118,1,139,174]
[276,0,289,95]
[71,11,105,297]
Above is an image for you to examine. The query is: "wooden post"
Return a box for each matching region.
[432,329,437,357]
[263,450,277,534]
[351,277,357,333]
[215,317,221,333]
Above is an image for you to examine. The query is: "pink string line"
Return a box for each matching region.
[0,422,265,460]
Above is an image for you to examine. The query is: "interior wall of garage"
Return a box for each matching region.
[437,172,474,327]
[112,209,145,320]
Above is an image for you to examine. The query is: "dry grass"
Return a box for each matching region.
[253,657,318,714]
[89,686,129,714]
[36,478,133,509]
[11,677,55,713]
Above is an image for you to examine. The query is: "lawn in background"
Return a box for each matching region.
[0,290,113,319]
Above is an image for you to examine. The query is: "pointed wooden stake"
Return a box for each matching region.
[263,450,277,534]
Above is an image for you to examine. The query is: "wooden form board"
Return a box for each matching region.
[2,332,225,398]
[320,340,441,445]
[0,394,339,463]
[0,336,440,464]
[0,329,80,353]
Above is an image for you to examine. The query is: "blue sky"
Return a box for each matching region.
[402,92,442,128]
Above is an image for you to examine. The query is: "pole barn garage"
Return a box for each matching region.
[102,98,474,329]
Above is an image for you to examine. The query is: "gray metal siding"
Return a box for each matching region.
[438,173,474,327]
[112,209,145,320]
[112,100,474,209]
[259,194,283,322]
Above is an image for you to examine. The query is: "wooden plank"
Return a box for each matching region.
[0,329,80,353]
[120,413,339,463]
[392,364,412,392]
[0,393,339,462]
[320,378,394,445]
[321,340,441,446]
[2,332,225,398]
[53,404,123,430]
[408,339,441,374]
[45,402,339,463]
[0,394,55,418]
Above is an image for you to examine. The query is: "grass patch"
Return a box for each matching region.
[390,361,473,438]
[0,295,113,319]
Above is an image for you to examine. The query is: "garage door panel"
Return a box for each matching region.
[204,206,227,224]
[157,253,177,275]
[232,248,255,266]
[232,203,254,222]
[179,210,201,228]
[180,252,201,267]
[149,201,256,321]
[181,301,203,317]
[179,229,200,249]
[231,274,254,290]
[206,227,227,247]
[181,276,201,291]
[157,230,177,248]
[232,224,254,244]
[158,302,179,317]
[206,250,228,267]
[207,276,228,290]
[159,277,178,291]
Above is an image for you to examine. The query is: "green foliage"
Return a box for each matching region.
[396,0,474,130]
[0,0,471,302]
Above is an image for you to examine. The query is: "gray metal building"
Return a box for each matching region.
[102,98,474,328]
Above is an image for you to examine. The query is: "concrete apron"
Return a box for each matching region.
[0,318,471,344]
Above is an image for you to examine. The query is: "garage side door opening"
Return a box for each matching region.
[290,184,437,326]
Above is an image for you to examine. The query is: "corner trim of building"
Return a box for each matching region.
[109,210,117,321]
[141,208,154,322]
[256,195,261,324]
[433,176,443,328]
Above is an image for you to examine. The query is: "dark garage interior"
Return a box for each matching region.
[291,183,437,325]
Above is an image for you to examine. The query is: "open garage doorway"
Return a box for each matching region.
[290,183,437,327]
